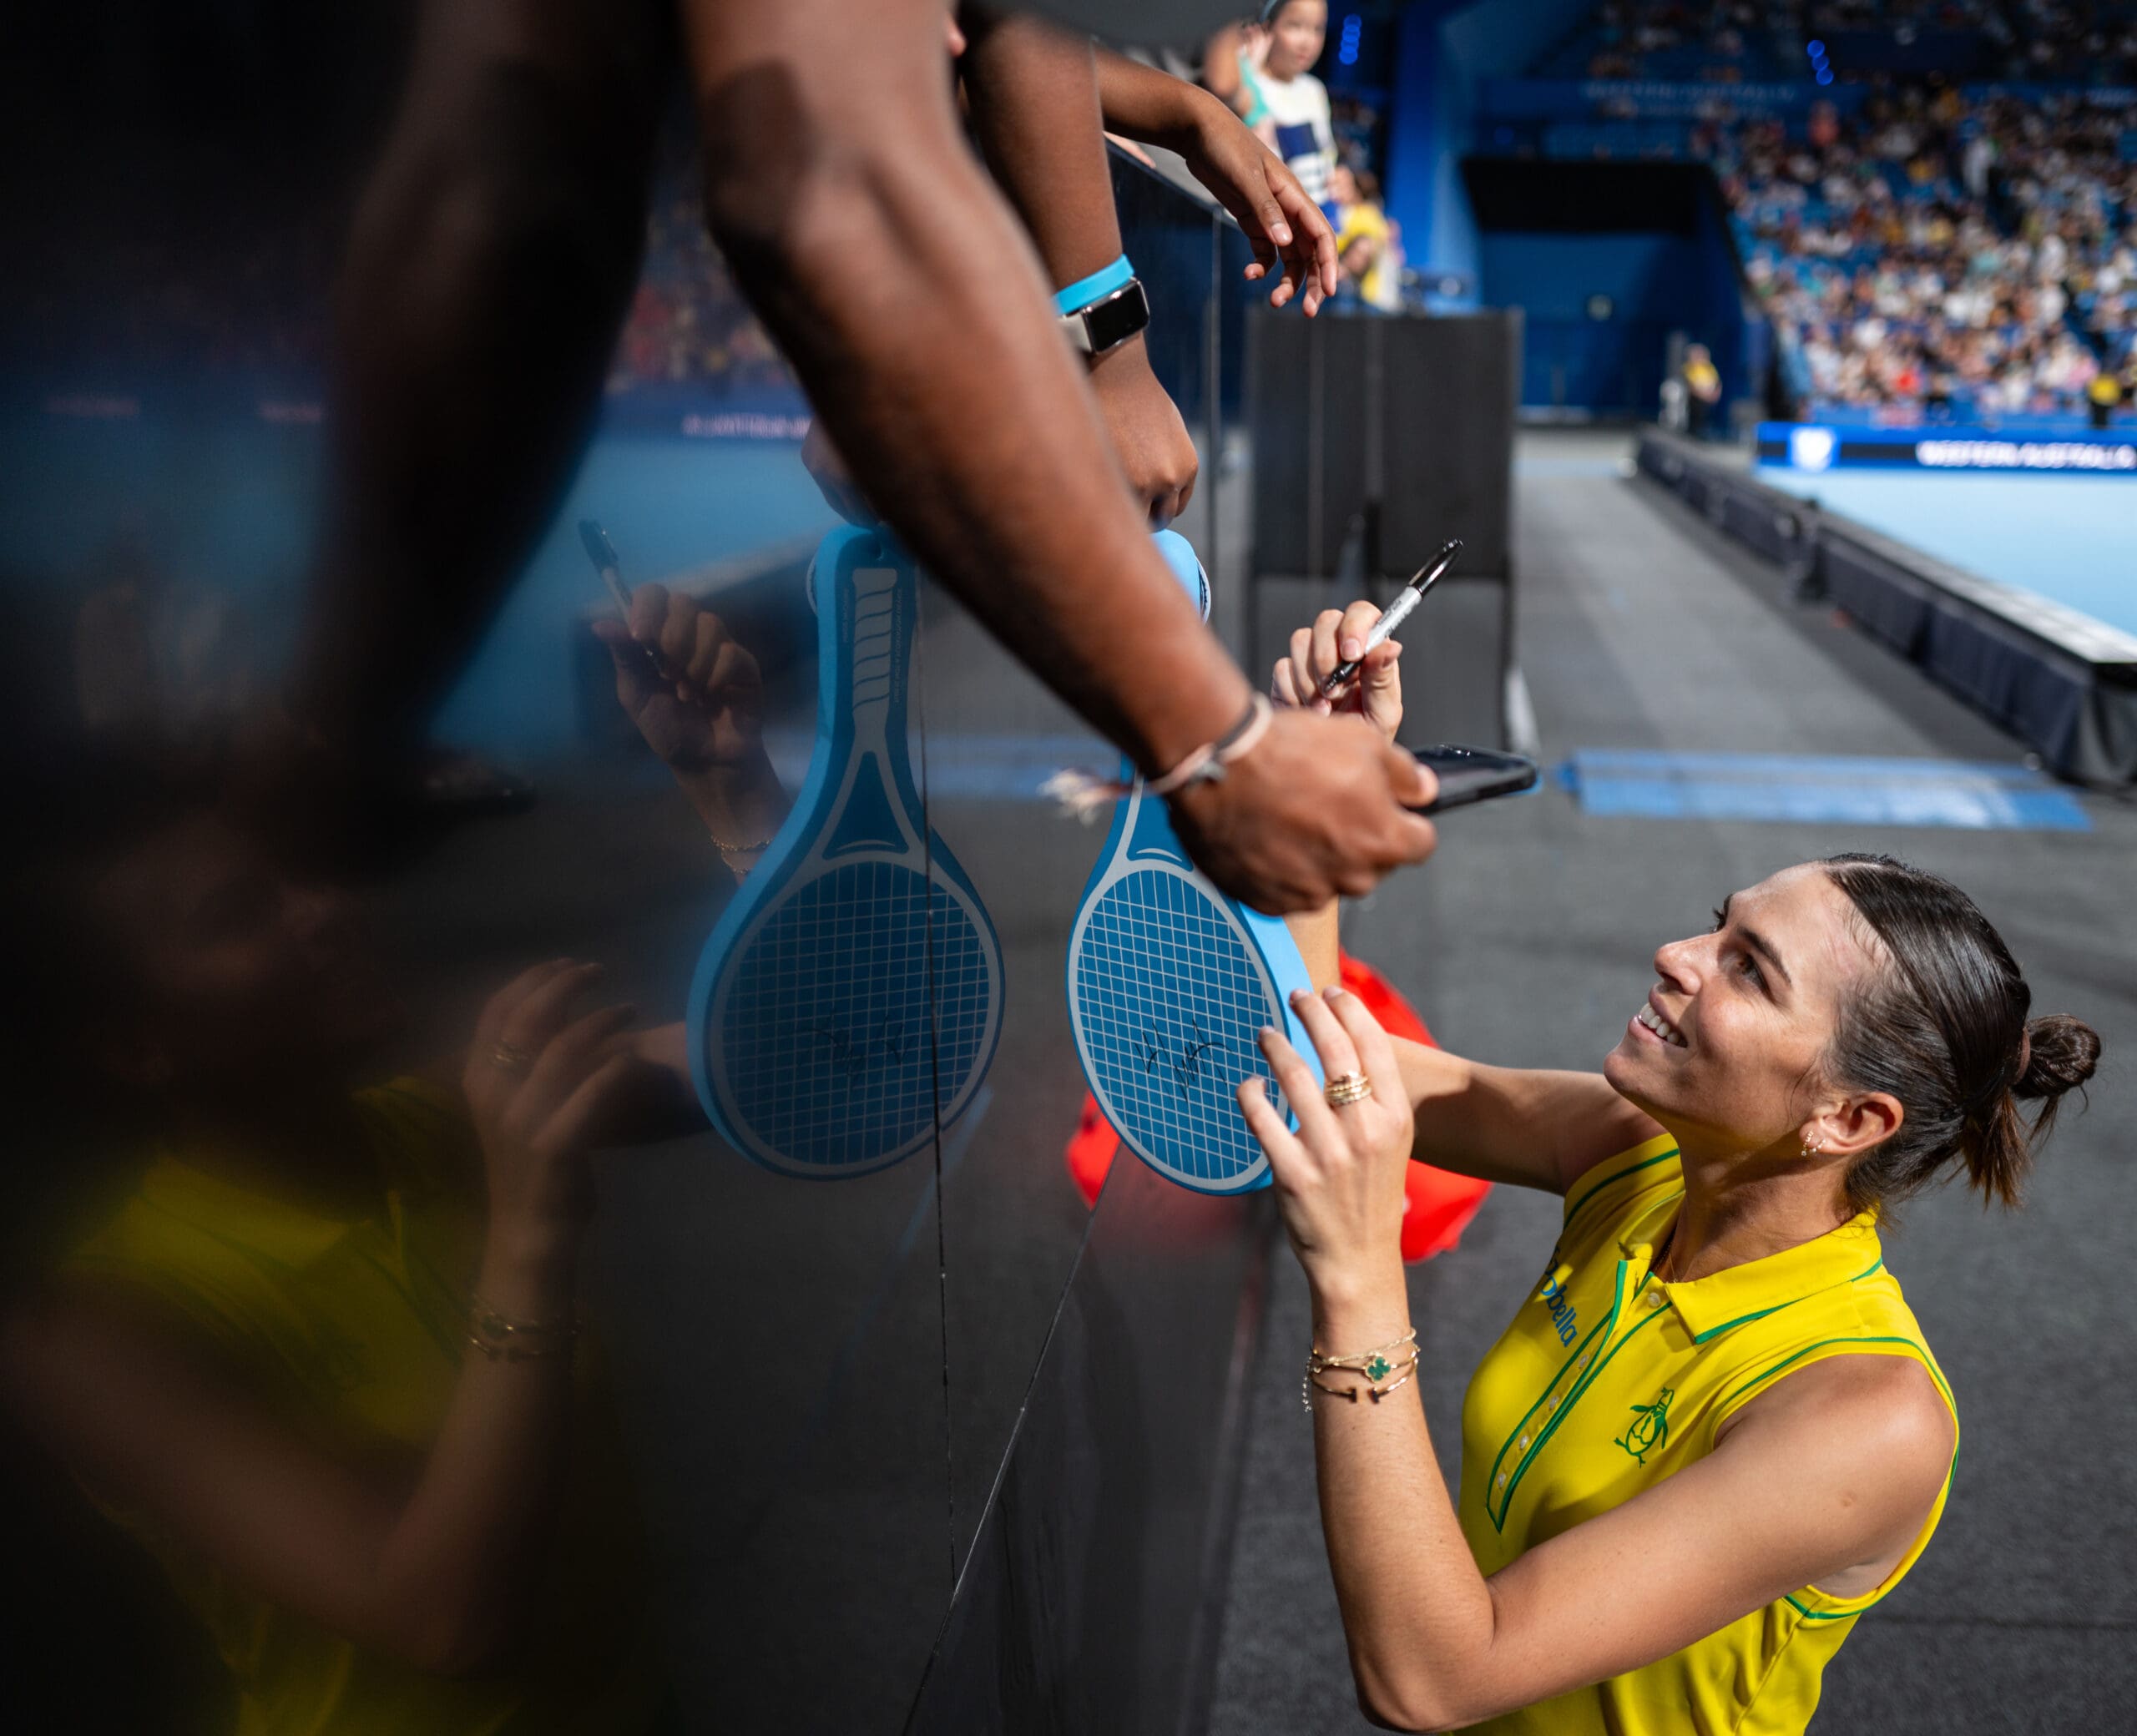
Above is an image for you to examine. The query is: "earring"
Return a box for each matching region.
[1801,1140,1823,1158]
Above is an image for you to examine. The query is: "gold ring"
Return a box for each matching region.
[490,1040,533,1077]
[1323,1072,1373,1108]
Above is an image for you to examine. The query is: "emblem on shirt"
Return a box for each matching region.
[1615,1385,1675,1465]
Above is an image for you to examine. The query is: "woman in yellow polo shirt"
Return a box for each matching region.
[1,583,779,1733]
[1256,604,2100,1733]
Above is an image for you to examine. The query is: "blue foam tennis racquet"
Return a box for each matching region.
[687,527,1004,1178]
[1063,531,1321,1196]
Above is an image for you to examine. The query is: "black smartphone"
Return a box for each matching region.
[1409,744,1539,814]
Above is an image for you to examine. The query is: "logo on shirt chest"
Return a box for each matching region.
[1615,1385,1676,1465]
[1537,1269,1579,1345]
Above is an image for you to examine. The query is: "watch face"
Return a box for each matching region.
[1084,280,1150,356]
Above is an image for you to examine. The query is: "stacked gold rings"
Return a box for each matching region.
[1322,1071,1374,1108]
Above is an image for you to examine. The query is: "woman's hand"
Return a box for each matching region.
[1238,984,1414,1299]
[1180,93,1339,314]
[462,961,648,1249]
[1271,599,1404,739]
[593,583,766,777]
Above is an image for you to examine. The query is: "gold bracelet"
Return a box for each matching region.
[714,830,775,856]
[1302,1351,1420,1412]
[467,1297,579,1362]
[1306,1327,1417,1379]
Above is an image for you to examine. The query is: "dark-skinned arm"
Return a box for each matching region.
[957,7,1199,525]
[679,0,1437,914]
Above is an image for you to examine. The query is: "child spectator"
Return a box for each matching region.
[1229,3,1338,225]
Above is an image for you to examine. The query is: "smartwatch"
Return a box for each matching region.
[1054,255,1151,359]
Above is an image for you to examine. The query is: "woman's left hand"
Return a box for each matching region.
[1237,984,1414,1294]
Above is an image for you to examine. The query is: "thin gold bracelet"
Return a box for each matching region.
[1302,1351,1420,1412]
[467,1297,579,1362]
[1306,1327,1417,1378]
[713,830,776,856]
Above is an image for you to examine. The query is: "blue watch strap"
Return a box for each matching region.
[1053,254,1135,315]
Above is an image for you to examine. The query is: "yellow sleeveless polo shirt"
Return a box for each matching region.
[1457,1137,1957,1736]
[63,1079,669,1736]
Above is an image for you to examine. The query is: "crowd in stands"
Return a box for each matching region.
[1717,85,2137,414]
[1542,0,2137,88]
[606,137,796,401]
[12,127,796,406]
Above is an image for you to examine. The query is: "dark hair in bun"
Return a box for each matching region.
[1820,854,2100,1215]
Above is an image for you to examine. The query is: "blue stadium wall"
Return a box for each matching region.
[1382,0,1599,295]
[1382,0,1756,416]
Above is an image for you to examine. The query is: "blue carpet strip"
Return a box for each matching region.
[1560,750,2091,831]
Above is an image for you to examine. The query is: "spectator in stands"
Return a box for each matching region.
[1681,343,1725,437]
[1211,3,1340,225]
[2088,365,2124,427]
[1331,165,1403,312]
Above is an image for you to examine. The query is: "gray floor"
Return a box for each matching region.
[1208,432,2137,1734]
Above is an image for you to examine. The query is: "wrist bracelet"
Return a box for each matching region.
[468,1296,579,1362]
[1305,1355,1419,1409]
[1053,253,1135,314]
[712,829,776,856]
[1041,694,1273,823]
[1307,1326,1417,1376]
[1302,1329,1420,1412]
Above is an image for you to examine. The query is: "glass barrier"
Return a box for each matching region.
[0,18,1260,1731]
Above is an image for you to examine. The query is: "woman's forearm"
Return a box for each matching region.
[1310,1273,1501,1730]
[1286,899,1342,990]
[370,1224,581,1673]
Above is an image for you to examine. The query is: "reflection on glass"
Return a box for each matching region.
[690,527,1003,1177]
[4,770,688,1733]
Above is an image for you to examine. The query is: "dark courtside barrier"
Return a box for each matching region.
[1636,430,2137,787]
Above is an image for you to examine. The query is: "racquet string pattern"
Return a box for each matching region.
[720,860,990,1168]
[1074,867,1282,1185]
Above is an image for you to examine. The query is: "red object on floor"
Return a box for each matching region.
[1063,952,1492,1262]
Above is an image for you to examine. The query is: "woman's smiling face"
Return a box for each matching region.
[1604,864,1885,1157]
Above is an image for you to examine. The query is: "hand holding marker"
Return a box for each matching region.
[1317,538,1463,700]
[581,517,680,689]
[1296,537,1538,814]
[580,518,633,615]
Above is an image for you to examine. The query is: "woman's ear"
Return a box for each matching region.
[1805,1092,1903,1163]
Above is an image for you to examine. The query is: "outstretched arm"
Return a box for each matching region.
[1093,45,1339,315]
[678,0,1437,914]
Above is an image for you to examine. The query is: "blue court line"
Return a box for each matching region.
[1561,750,2091,831]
